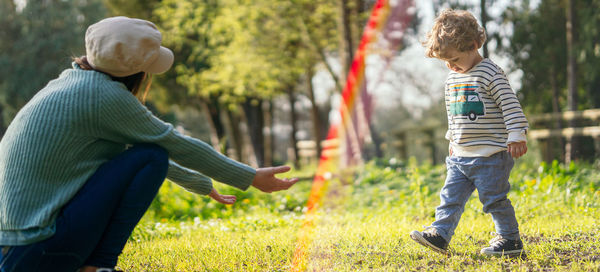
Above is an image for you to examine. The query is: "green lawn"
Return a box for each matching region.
[117,158,600,271]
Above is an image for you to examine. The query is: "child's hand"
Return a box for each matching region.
[507,141,527,158]
[251,166,299,193]
[208,188,237,204]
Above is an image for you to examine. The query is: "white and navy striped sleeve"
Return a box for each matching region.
[488,71,529,143]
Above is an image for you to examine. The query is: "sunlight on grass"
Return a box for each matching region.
[117,159,600,271]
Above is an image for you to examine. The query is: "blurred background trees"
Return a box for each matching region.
[0,0,598,165]
[0,0,106,137]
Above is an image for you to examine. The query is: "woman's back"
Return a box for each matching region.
[0,65,127,244]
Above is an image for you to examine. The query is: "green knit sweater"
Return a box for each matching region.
[0,63,256,245]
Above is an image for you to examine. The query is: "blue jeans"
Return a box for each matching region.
[431,151,520,243]
[0,144,168,272]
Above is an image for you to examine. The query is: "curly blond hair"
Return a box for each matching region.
[422,9,486,59]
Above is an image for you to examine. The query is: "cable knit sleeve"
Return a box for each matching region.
[167,160,213,195]
[94,82,256,191]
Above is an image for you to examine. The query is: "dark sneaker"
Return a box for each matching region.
[410,228,449,254]
[480,235,524,256]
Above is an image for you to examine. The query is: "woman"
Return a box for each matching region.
[0,16,298,272]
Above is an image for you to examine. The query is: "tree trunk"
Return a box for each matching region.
[199,96,226,151]
[0,105,5,139]
[565,0,578,163]
[223,106,244,163]
[288,88,301,168]
[242,99,265,167]
[297,15,342,92]
[237,105,258,167]
[480,0,489,58]
[355,0,365,18]
[337,0,354,84]
[306,68,324,159]
[263,99,273,167]
[352,0,363,54]
[367,118,383,159]
[357,77,383,159]
[549,66,564,163]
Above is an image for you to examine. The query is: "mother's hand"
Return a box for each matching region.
[208,188,237,204]
[251,166,299,193]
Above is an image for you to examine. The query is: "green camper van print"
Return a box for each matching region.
[449,84,485,121]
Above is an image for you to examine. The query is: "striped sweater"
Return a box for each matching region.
[444,58,529,157]
[0,63,256,245]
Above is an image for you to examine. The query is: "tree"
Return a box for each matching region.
[150,0,238,153]
[294,0,339,163]
[154,0,306,166]
[501,0,567,114]
[0,0,19,136]
[154,0,401,166]
[578,0,600,109]
[103,0,157,20]
[337,0,355,82]
[0,0,106,134]
[565,0,578,163]
[480,0,489,58]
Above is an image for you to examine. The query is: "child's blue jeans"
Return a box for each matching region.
[431,151,520,243]
[0,144,168,272]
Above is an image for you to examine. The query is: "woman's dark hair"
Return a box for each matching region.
[73,56,152,101]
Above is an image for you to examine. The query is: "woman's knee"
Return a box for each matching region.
[129,144,169,177]
[132,144,168,162]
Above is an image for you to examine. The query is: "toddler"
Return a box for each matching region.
[409,9,529,257]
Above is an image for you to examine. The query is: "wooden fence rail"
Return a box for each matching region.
[528,109,600,124]
[528,126,600,139]
[528,109,600,138]
[296,139,340,164]
[528,108,600,163]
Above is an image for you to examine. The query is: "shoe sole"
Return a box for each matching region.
[410,231,449,255]
[480,248,524,257]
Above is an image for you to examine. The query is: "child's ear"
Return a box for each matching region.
[474,40,482,50]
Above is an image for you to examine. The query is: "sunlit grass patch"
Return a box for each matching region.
[118,159,600,271]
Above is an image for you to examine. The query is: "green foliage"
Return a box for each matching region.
[510,159,600,220]
[576,0,600,108]
[347,157,444,218]
[102,0,157,20]
[201,0,287,100]
[501,0,600,112]
[501,0,567,113]
[154,0,218,94]
[148,169,314,221]
[154,0,326,105]
[0,0,106,128]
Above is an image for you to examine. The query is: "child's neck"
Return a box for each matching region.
[468,54,484,71]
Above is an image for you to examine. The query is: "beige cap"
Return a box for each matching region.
[85,16,174,77]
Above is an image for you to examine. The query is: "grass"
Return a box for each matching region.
[116,158,600,271]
